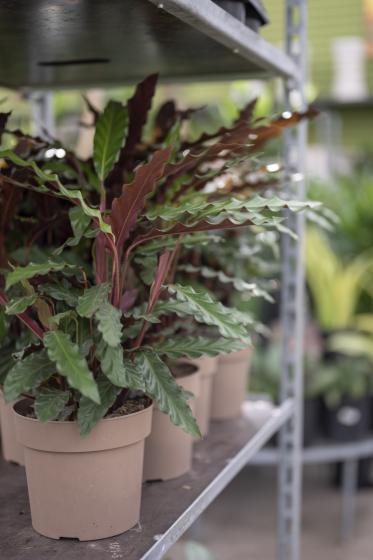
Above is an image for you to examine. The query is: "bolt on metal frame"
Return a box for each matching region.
[278,0,307,559]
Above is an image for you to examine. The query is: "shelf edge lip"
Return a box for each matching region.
[252,438,373,465]
[141,398,294,560]
[147,0,298,80]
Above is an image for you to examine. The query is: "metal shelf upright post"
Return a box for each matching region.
[278,1,307,559]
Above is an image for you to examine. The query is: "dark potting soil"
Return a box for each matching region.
[107,396,151,419]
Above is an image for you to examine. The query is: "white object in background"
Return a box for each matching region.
[332,36,368,101]
[242,399,274,428]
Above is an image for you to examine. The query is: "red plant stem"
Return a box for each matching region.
[0,291,45,340]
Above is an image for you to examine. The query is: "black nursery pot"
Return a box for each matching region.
[324,396,372,443]
[213,0,269,31]
[303,397,322,447]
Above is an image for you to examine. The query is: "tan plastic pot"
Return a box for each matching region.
[143,365,200,481]
[14,399,153,541]
[191,356,218,437]
[0,391,24,465]
[211,348,252,420]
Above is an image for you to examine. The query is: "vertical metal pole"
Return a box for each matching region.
[340,459,358,542]
[278,1,307,559]
[29,91,55,139]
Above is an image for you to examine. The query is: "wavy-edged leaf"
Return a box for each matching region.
[0,149,112,235]
[167,284,250,342]
[110,147,171,252]
[95,301,122,347]
[78,375,121,436]
[76,282,111,318]
[44,330,100,403]
[153,336,248,359]
[5,294,37,315]
[146,195,320,224]
[133,349,200,437]
[5,261,71,290]
[4,350,56,402]
[178,264,273,302]
[135,233,222,256]
[97,338,144,389]
[93,100,128,181]
[34,388,70,422]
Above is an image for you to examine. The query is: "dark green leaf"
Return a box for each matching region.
[95,302,122,347]
[93,100,128,181]
[44,330,100,404]
[97,338,144,389]
[4,350,56,402]
[34,388,70,422]
[133,350,200,437]
[5,295,37,315]
[153,336,248,359]
[167,284,250,342]
[76,283,111,318]
[77,375,121,437]
[5,261,71,290]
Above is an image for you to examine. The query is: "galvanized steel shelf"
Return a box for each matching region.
[0,0,298,89]
[0,400,292,560]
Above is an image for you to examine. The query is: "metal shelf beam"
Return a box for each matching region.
[0,400,293,560]
[0,0,298,89]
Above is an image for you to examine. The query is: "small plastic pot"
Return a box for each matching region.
[14,399,153,541]
[0,390,24,465]
[143,363,200,481]
[211,348,251,420]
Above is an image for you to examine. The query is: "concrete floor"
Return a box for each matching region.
[167,465,373,560]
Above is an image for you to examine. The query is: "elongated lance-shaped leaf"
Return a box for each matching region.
[133,350,200,437]
[4,350,56,402]
[5,295,37,315]
[126,299,192,323]
[76,282,111,318]
[44,330,100,404]
[167,284,251,342]
[121,73,158,160]
[97,337,144,389]
[95,302,122,347]
[153,336,248,359]
[135,233,222,256]
[110,147,171,252]
[5,261,72,290]
[0,149,112,235]
[146,195,320,223]
[93,100,128,181]
[34,388,70,422]
[178,264,273,302]
[78,375,121,437]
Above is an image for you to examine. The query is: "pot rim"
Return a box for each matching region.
[13,397,153,427]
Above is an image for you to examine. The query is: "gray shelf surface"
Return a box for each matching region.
[251,437,373,465]
[0,0,298,89]
[0,399,292,560]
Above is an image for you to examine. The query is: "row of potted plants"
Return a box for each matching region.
[0,75,316,541]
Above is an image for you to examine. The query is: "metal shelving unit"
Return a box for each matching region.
[253,438,373,543]
[0,1,308,559]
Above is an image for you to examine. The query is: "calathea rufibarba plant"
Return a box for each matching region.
[0,75,318,437]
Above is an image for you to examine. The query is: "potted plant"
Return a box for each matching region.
[251,331,324,447]
[0,75,318,533]
[312,355,373,442]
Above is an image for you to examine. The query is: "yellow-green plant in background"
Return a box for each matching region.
[305,227,373,331]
